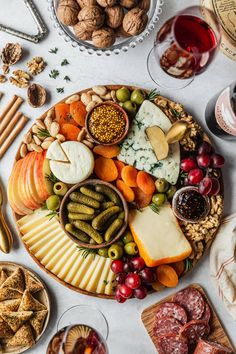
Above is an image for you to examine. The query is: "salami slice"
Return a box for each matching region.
[156,334,188,354]
[172,287,205,320]
[156,302,188,325]
[200,302,211,323]
[194,339,233,354]
[153,316,182,338]
[180,320,210,345]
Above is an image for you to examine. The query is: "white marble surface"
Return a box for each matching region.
[0,0,236,353]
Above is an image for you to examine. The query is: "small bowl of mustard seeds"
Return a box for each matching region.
[85,101,129,145]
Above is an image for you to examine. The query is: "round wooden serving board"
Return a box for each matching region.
[11,85,224,299]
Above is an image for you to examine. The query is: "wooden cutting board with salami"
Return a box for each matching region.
[141,284,235,354]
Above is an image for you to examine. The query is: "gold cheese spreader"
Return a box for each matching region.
[0,182,13,253]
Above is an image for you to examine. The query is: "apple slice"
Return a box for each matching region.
[7,163,24,215]
[26,152,44,206]
[34,152,48,201]
[22,153,41,209]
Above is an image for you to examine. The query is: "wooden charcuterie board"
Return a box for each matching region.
[141,284,234,353]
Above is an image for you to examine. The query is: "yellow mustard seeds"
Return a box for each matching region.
[88,104,126,143]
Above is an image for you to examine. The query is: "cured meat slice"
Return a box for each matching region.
[156,302,188,325]
[156,334,188,354]
[194,339,233,354]
[172,287,205,320]
[153,316,182,338]
[180,320,210,345]
[201,302,211,323]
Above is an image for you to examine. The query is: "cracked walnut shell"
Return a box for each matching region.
[1,43,22,66]
[9,70,30,88]
[105,5,124,29]
[78,6,105,31]
[27,83,47,108]
[123,8,148,36]
[92,27,116,48]
[57,0,80,26]
[27,57,46,75]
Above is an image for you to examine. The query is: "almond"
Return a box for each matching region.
[49,122,60,137]
[30,143,43,152]
[20,144,27,158]
[81,93,92,106]
[23,131,32,144]
[35,119,46,129]
[65,94,80,104]
[92,85,107,96]
[41,140,53,150]
[56,134,65,142]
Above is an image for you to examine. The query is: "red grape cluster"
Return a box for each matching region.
[111,257,156,303]
[180,142,225,196]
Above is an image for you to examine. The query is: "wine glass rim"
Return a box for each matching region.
[171,5,222,56]
[57,304,109,340]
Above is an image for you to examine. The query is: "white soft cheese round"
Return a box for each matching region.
[49,141,94,184]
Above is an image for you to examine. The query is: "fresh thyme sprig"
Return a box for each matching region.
[37,128,51,138]
[61,59,69,66]
[149,203,160,214]
[49,69,59,79]
[64,75,71,82]
[77,246,97,259]
[147,89,159,102]
[49,47,58,54]
[45,172,58,183]
[56,87,64,93]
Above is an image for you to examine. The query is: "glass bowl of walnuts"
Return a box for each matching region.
[48,0,164,55]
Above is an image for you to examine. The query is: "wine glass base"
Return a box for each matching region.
[147,46,195,90]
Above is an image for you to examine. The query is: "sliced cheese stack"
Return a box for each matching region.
[17,210,115,296]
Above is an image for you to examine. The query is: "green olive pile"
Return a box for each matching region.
[152,178,177,207]
[116,87,146,115]
[46,182,69,211]
[64,184,126,245]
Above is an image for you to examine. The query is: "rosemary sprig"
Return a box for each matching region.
[171,108,181,117]
[49,47,58,54]
[61,59,69,66]
[147,89,159,102]
[49,69,59,79]
[57,87,64,94]
[149,203,160,214]
[77,246,97,259]
[47,211,58,220]
[37,128,51,138]
[64,75,71,82]
[45,172,58,183]
[185,258,193,273]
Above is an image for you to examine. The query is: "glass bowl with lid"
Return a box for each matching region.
[47,0,164,56]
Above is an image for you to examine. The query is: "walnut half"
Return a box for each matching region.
[27,83,47,108]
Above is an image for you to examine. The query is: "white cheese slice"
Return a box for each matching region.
[64,254,84,284]
[118,100,180,185]
[71,254,95,287]
[86,256,106,292]
[49,141,94,184]
[46,140,69,162]
[96,258,112,294]
[129,204,192,267]
[104,268,116,295]
[39,237,70,264]
[79,255,100,290]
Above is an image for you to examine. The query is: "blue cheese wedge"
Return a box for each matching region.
[118,100,180,184]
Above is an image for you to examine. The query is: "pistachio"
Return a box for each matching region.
[65,94,80,104]
[86,100,96,112]
[30,143,43,152]
[41,140,53,150]
[81,92,92,106]
[92,86,107,96]
[23,131,32,144]
[56,134,66,142]
[49,122,60,137]
[92,94,103,104]
[77,127,87,142]
[20,143,27,158]
[33,135,42,146]
[35,119,46,129]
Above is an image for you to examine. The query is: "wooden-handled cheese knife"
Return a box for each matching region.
[0,183,13,253]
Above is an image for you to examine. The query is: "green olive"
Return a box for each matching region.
[123,101,137,115]
[114,240,124,247]
[152,193,166,206]
[108,244,123,260]
[98,248,109,257]
[155,178,169,193]
[130,89,146,105]
[124,242,139,256]
[166,185,177,200]
[122,231,134,244]
[46,195,60,211]
[53,182,68,196]
[116,87,130,103]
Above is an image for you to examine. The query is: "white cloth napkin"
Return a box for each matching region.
[210,213,236,320]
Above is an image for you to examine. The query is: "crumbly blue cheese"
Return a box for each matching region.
[118,100,180,185]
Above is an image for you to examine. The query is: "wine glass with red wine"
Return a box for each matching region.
[147,6,221,89]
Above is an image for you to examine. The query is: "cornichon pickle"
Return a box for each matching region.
[68,213,95,221]
[65,223,90,243]
[118,211,125,219]
[95,185,121,206]
[80,186,104,202]
[69,192,100,209]
[101,201,115,210]
[67,202,94,215]
[104,218,123,242]
[73,220,103,244]
[92,206,121,230]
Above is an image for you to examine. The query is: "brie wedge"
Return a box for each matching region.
[46,140,69,162]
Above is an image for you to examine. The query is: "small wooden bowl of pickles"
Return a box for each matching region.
[60,179,128,249]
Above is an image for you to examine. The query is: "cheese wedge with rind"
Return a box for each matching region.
[129,204,192,267]
[46,140,69,162]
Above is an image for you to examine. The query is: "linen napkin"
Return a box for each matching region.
[210,213,236,320]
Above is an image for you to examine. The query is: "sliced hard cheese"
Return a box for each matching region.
[49,141,94,184]
[85,256,106,292]
[118,100,180,185]
[96,258,112,294]
[79,255,100,289]
[104,268,116,296]
[46,140,69,162]
[64,254,84,284]
[129,204,192,267]
[71,254,95,287]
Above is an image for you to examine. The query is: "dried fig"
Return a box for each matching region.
[119,0,138,9]
[92,27,116,48]
[73,22,93,40]
[27,84,47,108]
[76,0,96,7]
[57,0,80,26]
[1,43,22,66]
[123,8,148,36]
[78,6,105,31]
[105,5,124,29]
[96,0,116,7]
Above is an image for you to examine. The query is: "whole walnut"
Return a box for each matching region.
[138,0,150,12]
[123,8,148,35]
[57,0,80,26]
[119,0,138,9]
[92,27,116,48]
[115,25,131,37]
[73,21,93,40]
[105,5,124,29]
[96,0,116,7]
[78,6,105,31]
[76,0,96,7]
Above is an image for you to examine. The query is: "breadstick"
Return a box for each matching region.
[0,96,23,134]
[0,115,28,159]
[0,112,22,146]
[0,95,18,122]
